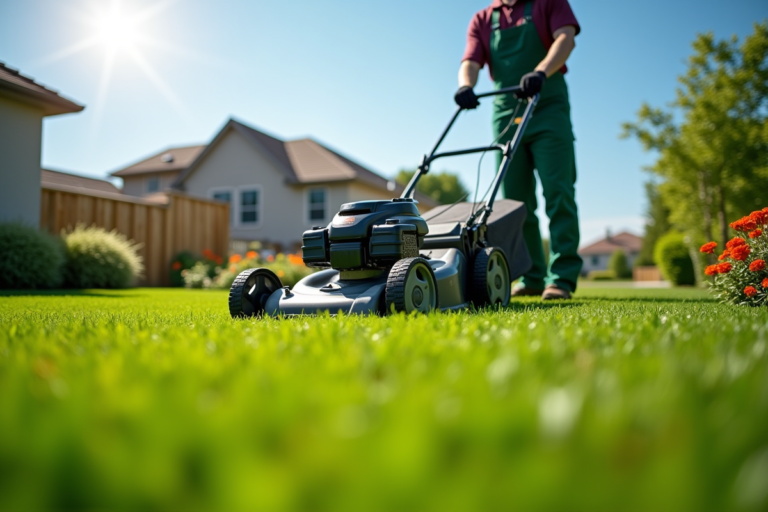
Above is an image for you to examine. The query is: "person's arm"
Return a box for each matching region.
[458,59,481,88]
[534,25,576,77]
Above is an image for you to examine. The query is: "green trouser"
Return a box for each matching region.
[489,3,582,291]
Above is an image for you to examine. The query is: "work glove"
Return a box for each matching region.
[454,86,479,109]
[517,71,547,98]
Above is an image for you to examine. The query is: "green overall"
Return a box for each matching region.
[491,1,582,291]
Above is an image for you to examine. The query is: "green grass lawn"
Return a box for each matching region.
[1,287,767,511]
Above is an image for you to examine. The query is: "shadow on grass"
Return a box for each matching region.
[0,289,135,298]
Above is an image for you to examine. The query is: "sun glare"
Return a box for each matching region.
[94,4,139,52]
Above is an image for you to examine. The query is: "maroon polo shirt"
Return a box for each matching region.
[462,0,580,80]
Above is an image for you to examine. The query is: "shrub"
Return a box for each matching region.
[169,251,199,287]
[609,249,632,279]
[0,223,65,289]
[587,270,616,281]
[62,225,143,288]
[183,252,313,290]
[654,232,695,286]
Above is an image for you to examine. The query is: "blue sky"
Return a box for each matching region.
[1,0,765,245]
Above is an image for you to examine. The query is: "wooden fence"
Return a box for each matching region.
[40,184,229,286]
[633,266,663,282]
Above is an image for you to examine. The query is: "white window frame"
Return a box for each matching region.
[305,187,328,225]
[146,175,160,193]
[209,187,236,227]
[236,185,263,229]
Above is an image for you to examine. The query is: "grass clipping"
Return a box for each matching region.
[62,225,143,288]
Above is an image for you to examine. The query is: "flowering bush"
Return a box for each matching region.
[182,251,312,289]
[172,249,225,287]
[702,207,768,305]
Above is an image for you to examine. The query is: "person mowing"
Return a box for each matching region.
[455,0,582,300]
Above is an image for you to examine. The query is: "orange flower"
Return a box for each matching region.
[229,254,243,264]
[172,261,182,271]
[749,259,766,272]
[287,253,304,265]
[749,229,762,239]
[718,250,730,261]
[730,217,757,232]
[745,286,758,297]
[704,265,719,276]
[763,278,768,289]
[277,269,285,278]
[246,251,258,259]
[717,262,733,274]
[730,244,751,261]
[700,242,717,254]
[215,256,223,265]
[726,237,746,249]
[267,255,275,262]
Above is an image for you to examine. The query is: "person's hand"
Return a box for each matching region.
[517,71,547,98]
[454,86,479,109]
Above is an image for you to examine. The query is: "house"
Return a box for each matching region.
[42,168,121,195]
[111,144,205,197]
[0,62,84,225]
[579,231,643,276]
[112,118,438,250]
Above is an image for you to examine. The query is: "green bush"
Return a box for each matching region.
[609,249,632,279]
[0,223,65,289]
[587,270,616,281]
[62,225,143,288]
[169,251,199,287]
[654,231,695,286]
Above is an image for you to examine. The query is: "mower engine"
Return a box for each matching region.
[301,198,428,272]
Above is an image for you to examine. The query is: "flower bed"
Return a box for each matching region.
[179,250,312,289]
[701,208,768,305]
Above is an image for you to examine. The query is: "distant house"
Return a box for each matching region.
[111,144,205,197]
[0,62,83,225]
[112,118,438,250]
[42,168,120,195]
[579,231,643,276]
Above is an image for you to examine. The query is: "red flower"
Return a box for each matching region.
[750,210,768,226]
[172,261,182,271]
[731,217,758,232]
[705,265,719,276]
[215,256,223,265]
[717,262,733,274]
[763,278,768,289]
[726,237,746,249]
[749,259,766,272]
[700,242,717,254]
[730,244,751,261]
[745,286,758,297]
[718,250,730,261]
[749,229,762,239]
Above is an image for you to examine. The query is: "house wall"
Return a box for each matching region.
[580,251,640,275]
[0,95,43,225]
[182,129,307,247]
[121,171,180,196]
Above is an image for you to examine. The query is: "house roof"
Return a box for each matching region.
[110,144,206,177]
[579,231,643,256]
[174,119,439,208]
[42,169,120,194]
[0,62,84,116]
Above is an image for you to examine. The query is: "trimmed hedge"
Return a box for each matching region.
[654,232,695,286]
[0,223,65,289]
[609,249,632,279]
[62,225,143,288]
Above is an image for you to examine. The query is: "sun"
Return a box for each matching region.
[93,3,140,53]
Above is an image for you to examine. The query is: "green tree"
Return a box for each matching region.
[636,182,672,266]
[609,249,632,279]
[622,23,768,247]
[395,169,469,205]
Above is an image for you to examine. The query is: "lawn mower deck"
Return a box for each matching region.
[229,87,539,317]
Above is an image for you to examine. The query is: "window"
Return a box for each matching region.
[211,189,233,225]
[146,176,160,193]
[308,188,326,222]
[240,189,259,225]
[591,256,599,266]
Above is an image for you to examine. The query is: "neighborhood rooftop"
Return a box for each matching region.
[110,145,207,177]
[42,169,120,194]
[579,231,643,255]
[0,61,84,116]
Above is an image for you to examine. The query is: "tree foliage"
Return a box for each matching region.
[637,182,672,266]
[395,169,469,205]
[622,23,768,247]
[609,249,632,279]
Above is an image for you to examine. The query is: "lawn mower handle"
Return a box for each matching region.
[401,86,538,206]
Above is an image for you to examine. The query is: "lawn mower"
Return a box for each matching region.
[229,86,539,317]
